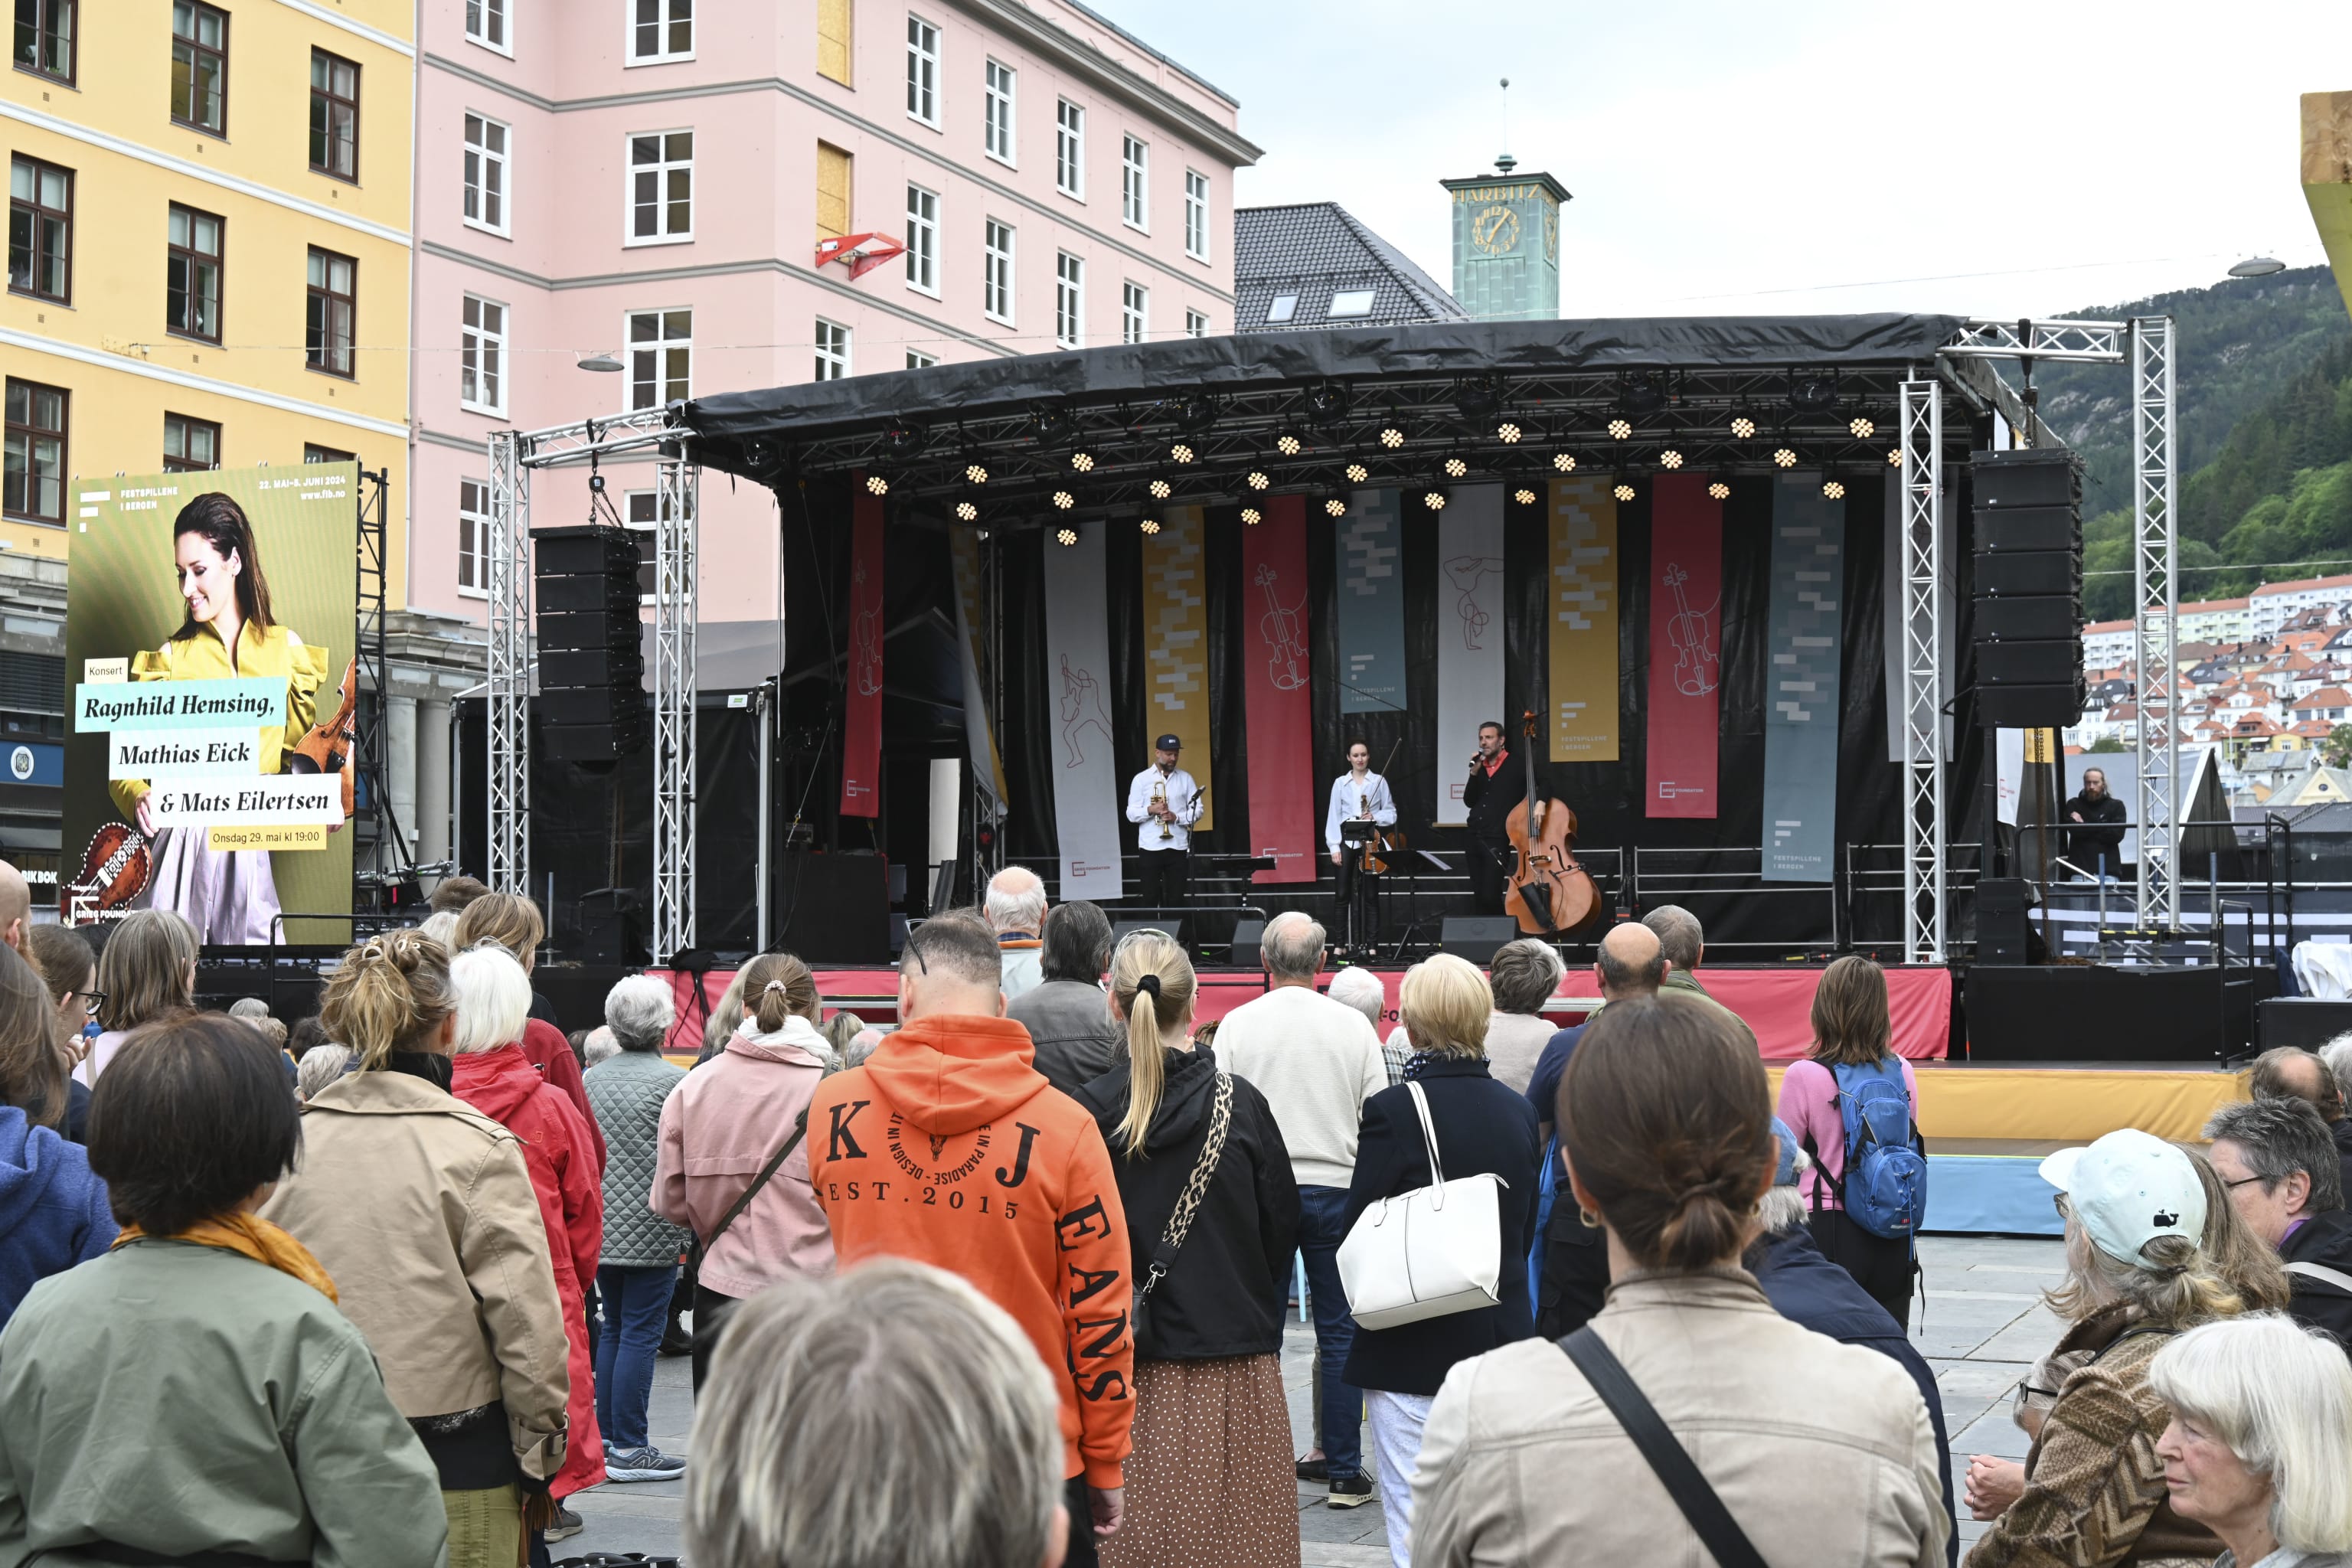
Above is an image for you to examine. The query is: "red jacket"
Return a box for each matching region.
[521,1017,605,1172]
[453,1043,606,1496]
[807,1013,1134,1488]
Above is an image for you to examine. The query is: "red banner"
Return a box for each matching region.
[839,486,884,818]
[1645,472,1722,818]
[1241,495,1315,882]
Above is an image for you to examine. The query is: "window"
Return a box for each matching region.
[7,155,70,304]
[304,443,354,464]
[305,247,355,377]
[816,0,851,83]
[814,318,848,381]
[904,183,937,293]
[162,413,219,472]
[457,479,488,596]
[170,1,227,134]
[13,0,74,83]
[629,0,691,61]
[1054,251,1082,349]
[459,295,505,413]
[628,130,693,243]
[465,0,507,52]
[1328,287,1375,318]
[627,308,690,408]
[1184,169,1209,261]
[982,217,1014,325]
[815,141,851,241]
[463,114,508,234]
[905,14,937,126]
[1185,308,1207,338]
[1055,99,1083,198]
[983,60,1014,164]
[309,49,359,181]
[906,349,936,369]
[165,202,221,341]
[2,380,65,525]
[1121,280,1145,345]
[1266,292,1295,324]
[1121,136,1147,230]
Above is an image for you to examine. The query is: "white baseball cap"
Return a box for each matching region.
[2039,1129,2207,1268]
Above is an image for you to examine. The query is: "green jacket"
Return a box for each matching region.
[0,1239,446,1568]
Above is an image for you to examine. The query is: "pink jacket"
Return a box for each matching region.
[652,1016,836,1298]
[1776,1056,1919,1214]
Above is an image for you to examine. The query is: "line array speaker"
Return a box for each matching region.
[1971,449,2085,729]
[532,525,646,764]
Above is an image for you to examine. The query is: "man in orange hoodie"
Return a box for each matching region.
[807,910,1133,1565]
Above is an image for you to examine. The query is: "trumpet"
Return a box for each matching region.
[1153,777,1173,841]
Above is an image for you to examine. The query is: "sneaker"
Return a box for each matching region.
[1295,1457,1329,1484]
[544,1506,585,1542]
[1327,1474,1374,1509]
[658,1323,694,1358]
[604,1446,689,1483]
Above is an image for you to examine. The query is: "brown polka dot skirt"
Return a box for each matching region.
[1100,1353,1300,1568]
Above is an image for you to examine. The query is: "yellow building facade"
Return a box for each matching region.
[4,0,410,593]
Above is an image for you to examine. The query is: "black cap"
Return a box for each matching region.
[1155,733,1182,751]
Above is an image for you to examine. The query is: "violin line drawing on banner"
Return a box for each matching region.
[1661,563,1720,697]
[1444,554,1504,651]
[850,558,884,697]
[1057,655,1116,769]
[1255,563,1309,691]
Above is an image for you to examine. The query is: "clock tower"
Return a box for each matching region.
[1441,155,1570,322]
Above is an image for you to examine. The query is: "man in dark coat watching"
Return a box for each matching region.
[2061,767,2127,878]
[1004,900,1122,1096]
[2207,1095,2352,1354]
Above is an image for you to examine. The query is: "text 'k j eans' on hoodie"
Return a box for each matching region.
[807,1013,1135,1488]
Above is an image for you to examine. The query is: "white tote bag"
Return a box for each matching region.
[1337,1080,1508,1330]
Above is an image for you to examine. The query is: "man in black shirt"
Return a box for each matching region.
[1461,720,1524,916]
[2062,766,2126,878]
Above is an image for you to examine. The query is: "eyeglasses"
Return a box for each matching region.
[2051,1193,2072,1220]
[2220,1174,2270,1191]
[79,991,105,1017]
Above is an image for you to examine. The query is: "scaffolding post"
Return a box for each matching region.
[652,449,698,961]
[485,431,531,897]
[2132,317,2180,933]
[1899,377,1947,964]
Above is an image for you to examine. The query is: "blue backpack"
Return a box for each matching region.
[1821,1060,1928,1240]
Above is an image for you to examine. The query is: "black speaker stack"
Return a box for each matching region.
[533,525,646,764]
[1971,449,2085,728]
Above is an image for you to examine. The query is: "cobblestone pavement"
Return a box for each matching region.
[566,1233,2066,1566]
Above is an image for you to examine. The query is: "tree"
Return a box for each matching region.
[2087,735,2128,753]
[2324,724,2352,770]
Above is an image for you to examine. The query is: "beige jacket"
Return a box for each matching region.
[262,1069,571,1481]
[1413,1269,1949,1567]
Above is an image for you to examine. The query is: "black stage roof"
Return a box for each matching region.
[684,312,1975,524]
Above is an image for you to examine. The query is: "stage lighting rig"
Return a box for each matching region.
[1848,416,1877,439]
[1496,420,1524,444]
[1147,476,1174,500]
[1822,478,1847,500]
[1707,481,1730,501]
[1553,452,1579,473]
[1772,447,1798,469]
[1513,485,1539,506]
[1613,482,1637,502]
[1454,373,1508,423]
[1619,373,1668,415]
[1027,406,1074,445]
[880,421,928,457]
[1606,418,1633,440]
[1139,515,1162,535]
[1240,505,1263,524]
[1050,488,1077,510]
[1070,450,1096,473]
[1245,469,1272,491]
[1322,493,1349,518]
[864,472,890,497]
[1442,455,1469,479]
[1659,449,1685,470]
[1730,415,1757,439]
[1275,430,1305,458]
[1886,447,1904,466]
[1377,423,1406,449]
[1422,490,1447,511]
[954,499,980,522]
[1789,375,1838,414]
[1170,440,1198,465]
[962,456,990,485]
[1344,462,1370,484]
[1171,392,1220,433]
[1304,381,1353,429]
[1054,526,1079,547]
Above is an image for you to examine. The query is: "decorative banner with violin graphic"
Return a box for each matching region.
[1760,476,1845,881]
[1436,484,1508,826]
[60,462,357,942]
[839,487,885,819]
[1645,472,1723,819]
[1139,505,1214,830]
[1240,495,1317,884]
[1040,523,1126,900]
[1334,487,1408,714]
[1547,475,1621,762]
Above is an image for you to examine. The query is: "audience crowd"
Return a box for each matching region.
[9,861,2352,1568]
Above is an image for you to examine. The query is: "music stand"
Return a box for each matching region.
[1390,844,1452,963]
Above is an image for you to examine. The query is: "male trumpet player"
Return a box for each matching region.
[1461,720,1524,917]
[1125,732,1203,913]
[1325,739,1398,952]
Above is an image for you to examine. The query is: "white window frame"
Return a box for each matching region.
[459,294,508,416]
[1185,308,1208,338]
[983,217,1015,326]
[624,129,694,247]
[462,113,510,237]
[626,306,692,410]
[904,183,939,296]
[458,478,490,598]
[906,348,938,369]
[905,13,939,129]
[815,318,850,381]
[626,0,694,64]
[1122,280,1147,345]
[1055,99,1083,200]
[1054,251,1083,350]
[983,59,1015,167]
[1121,135,1148,233]
[1184,168,1210,262]
[465,0,511,57]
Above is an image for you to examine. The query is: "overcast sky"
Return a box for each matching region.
[1093,1,2352,320]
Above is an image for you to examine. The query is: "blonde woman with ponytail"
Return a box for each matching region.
[1067,929,1299,1568]
[261,929,573,1568]
[653,950,838,1391]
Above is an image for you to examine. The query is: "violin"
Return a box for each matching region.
[285,657,358,822]
[1502,710,1601,936]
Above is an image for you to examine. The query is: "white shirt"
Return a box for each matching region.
[1214,985,1390,1187]
[1325,769,1398,854]
[1125,764,1204,852]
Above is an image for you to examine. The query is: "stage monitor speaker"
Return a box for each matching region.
[1440,916,1519,965]
[1977,877,2032,965]
[1111,916,1187,950]
[1976,638,2085,687]
[531,524,646,765]
[1974,505,2080,553]
[1972,448,2084,511]
[1975,596,2080,642]
[2256,997,2352,1052]
[1977,678,2088,729]
[1974,549,2082,597]
[1230,917,1265,969]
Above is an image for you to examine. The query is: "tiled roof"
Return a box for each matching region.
[1233,203,1469,333]
[2254,573,2352,596]
[2180,597,2251,613]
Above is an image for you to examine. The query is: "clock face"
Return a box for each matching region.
[1471,204,1520,255]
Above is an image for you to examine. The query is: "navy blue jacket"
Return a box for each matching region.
[1752,1227,1957,1567]
[0,1105,116,1328]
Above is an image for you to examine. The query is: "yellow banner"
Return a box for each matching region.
[947,528,1008,815]
[1140,505,1213,828]
[1547,476,1620,760]
[209,824,327,851]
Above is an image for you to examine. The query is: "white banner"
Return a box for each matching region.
[142,773,343,828]
[109,728,262,779]
[1041,526,1126,900]
[1996,727,2025,827]
[1436,484,1508,825]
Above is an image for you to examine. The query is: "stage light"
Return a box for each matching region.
[1246,469,1272,490]
[1823,479,1847,500]
[1147,477,1174,500]
[1344,462,1370,484]
[1613,482,1636,502]
[1497,420,1524,444]
[1378,424,1406,449]
[1423,491,1447,511]
[1789,376,1838,413]
[954,499,980,522]
[963,458,989,485]
[1620,373,1668,415]
[1606,419,1632,440]
[1707,481,1730,501]
[1241,505,1263,524]
[864,473,890,496]
[1305,381,1353,428]
[1170,441,1198,465]
[1730,416,1757,439]
[880,421,929,457]
[1443,456,1469,479]
[1513,486,1538,506]
[1055,527,1079,546]
[1772,447,1798,469]
[1276,430,1305,457]
[1140,515,1162,534]
[1660,449,1685,470]
[1027,406,1075,444]
[1886,447,1904,466]
[1323,495,1348,518]
[1848,416,1876,439]
[1071,451,1096,473]
[1455,374,1508,423]
[1051,488,1076,510]
[1553,452,1579,473]
[1172,392,1220,433]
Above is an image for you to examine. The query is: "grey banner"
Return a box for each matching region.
[1335,488,1409,714]
[1762,477,1845,882]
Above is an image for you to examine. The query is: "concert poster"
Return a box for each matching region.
[61,462,358,942]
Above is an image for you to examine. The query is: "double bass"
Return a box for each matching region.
[1502,710,1601,936]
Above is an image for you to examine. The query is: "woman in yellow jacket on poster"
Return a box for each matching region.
[110,493,328,945]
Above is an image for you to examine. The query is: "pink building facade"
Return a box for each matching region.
[409,0,1258,633]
